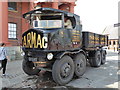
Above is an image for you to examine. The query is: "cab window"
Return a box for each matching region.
[31,13,63,29]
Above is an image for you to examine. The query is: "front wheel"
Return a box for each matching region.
[52,55,74,85]
[22,60,40,75]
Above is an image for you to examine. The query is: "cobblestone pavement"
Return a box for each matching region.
[0,50,119,89]
[0,60,57,88]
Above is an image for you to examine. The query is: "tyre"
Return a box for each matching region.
[22,60,40,75]
[89,51,101,67]
[74,53,86,77]
[52,55,74,85]
[101,50,106,64]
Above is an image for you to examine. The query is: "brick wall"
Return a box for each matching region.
[8,2,22,46]
[59,4,70,12]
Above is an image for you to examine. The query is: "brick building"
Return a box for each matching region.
[0,0,76,46]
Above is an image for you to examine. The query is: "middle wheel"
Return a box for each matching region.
[52,55,74,85]
[74,53,86,77]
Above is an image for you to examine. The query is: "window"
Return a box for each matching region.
[117,41,119,45]
[113,41,116,45]
[8,2,17,11]
[31,14,63,29]
[8,23,17,39]
[109,41,111,45]
[33,20,62,28]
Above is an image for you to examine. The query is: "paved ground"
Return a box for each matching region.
[0,50,119,89]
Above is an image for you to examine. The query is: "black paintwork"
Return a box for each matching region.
[23,8,75,18]
[22,27,82,52]
[22,8,108,54]
[82,32,108,49]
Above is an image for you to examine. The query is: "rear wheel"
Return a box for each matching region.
[101,50,106,64]
[74,53,86,77]
[52,55,74,85]
[22,60,40,75]
[89,51,101,67]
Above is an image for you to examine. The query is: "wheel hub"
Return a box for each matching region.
[61,63,71,77]
[77,60,84,70]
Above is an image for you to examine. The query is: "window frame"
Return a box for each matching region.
[8,2,17,11]
[8,23,17,40]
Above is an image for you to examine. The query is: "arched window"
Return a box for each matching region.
[113,41,116,45]
[109,41,111,45]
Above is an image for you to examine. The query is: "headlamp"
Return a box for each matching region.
[47,53,53,60]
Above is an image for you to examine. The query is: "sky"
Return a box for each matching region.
[74,0,119,34]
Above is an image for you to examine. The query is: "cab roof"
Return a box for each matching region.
[23,7,79,18]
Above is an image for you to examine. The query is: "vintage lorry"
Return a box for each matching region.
[22,8,108,85]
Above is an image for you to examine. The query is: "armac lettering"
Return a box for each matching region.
[22,32,48,48]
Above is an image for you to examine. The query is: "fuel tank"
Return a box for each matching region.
[22,28,82,52]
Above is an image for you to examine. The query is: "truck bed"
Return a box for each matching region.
[82,32,108,49]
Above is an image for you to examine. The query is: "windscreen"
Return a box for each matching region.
[31,13,63,29]
[33,20,62,28]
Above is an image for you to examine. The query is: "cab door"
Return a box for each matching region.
[63,29,73,50]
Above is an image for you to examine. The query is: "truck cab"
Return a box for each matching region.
[22,8,82,52]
